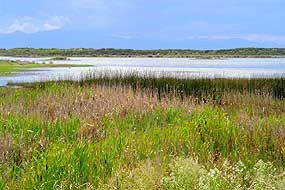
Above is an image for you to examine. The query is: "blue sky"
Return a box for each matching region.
[0,0,285,49]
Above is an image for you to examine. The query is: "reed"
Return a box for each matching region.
[30,72,285,100]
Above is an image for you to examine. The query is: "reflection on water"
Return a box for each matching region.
[0,57,285,86]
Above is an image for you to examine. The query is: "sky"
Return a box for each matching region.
[0,0,285,49]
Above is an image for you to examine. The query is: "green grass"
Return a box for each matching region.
[1,107,285,189]
[0,78,284,189]
[0,60,89,76]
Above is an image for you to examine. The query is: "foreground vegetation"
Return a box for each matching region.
[0,76,285,189]
[1,48,285,58]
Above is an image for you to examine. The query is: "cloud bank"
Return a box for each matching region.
[0,16,70,34]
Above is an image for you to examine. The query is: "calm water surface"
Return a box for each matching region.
[0,57,285,86]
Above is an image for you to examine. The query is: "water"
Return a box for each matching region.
[0,57,285,86]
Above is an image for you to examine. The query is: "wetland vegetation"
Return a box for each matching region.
[0,60,88,76]
[0,74,285,189]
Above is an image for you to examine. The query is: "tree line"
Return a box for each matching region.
[0,48,285,58]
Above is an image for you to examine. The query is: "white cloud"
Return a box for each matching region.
[0,16,70,34]
[6,21,40,34]
[187,34,285,44]
[43,23,61,31]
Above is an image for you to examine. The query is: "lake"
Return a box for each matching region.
[0,57,285,86]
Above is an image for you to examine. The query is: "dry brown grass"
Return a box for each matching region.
[0,133,13,165]
[1,84,284,123]
[0,85,196,122]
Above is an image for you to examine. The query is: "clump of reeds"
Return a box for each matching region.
[67,71,285,100]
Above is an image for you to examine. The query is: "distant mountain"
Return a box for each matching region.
[0,30,281,49]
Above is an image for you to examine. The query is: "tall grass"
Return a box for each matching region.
[1,107,285,189]
[0,76,285,189]
[32,72,284,100]
[85,74,285,100]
